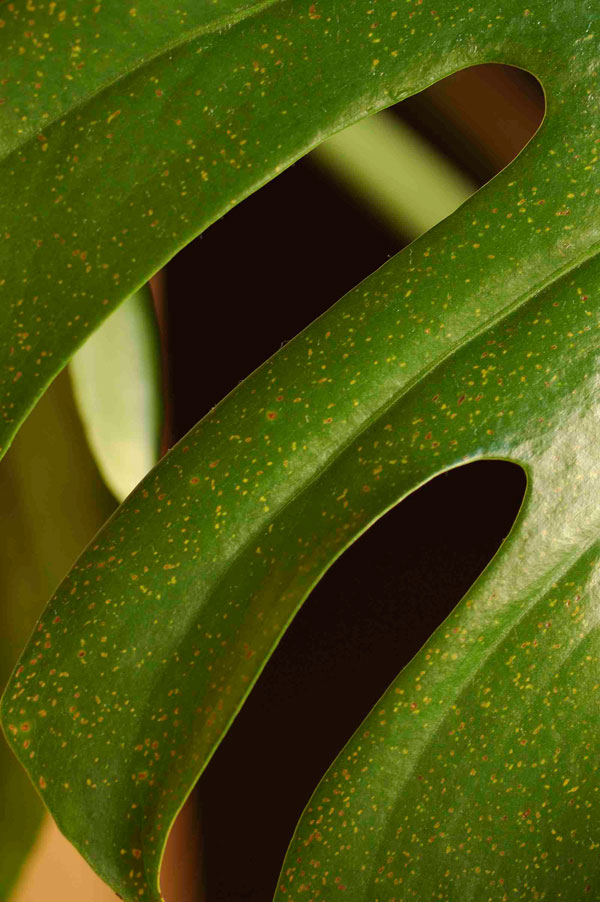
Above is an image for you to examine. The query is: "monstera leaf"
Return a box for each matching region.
[1,1,599,900]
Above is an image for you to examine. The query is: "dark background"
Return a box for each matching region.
[163,64,543,902]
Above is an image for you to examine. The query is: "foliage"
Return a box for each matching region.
[0,1,599,900]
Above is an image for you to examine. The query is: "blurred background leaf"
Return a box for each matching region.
[69,285,163,504]
[0,372,115,898]
[312,110,475,237]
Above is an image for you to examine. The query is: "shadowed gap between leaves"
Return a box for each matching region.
[165,64,544,441]
[196,459,526,902]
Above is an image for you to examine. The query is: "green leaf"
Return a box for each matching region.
[0,0,274,458]
[1,2,600,902]
[69,285,162,503]
[0,0,589,462]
